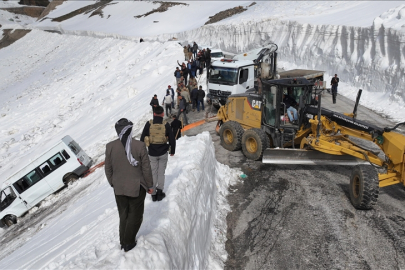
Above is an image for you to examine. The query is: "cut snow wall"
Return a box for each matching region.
[158,18,405,103]
[149,132,217,269]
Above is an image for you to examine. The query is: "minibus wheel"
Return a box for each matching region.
[3,215,16,227]
[64,174,79,185]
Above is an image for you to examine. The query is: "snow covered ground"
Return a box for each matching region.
[1,1,405,269]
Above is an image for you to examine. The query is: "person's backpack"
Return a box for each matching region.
[148,120,168,145]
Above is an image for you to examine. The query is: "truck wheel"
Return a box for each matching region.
[241,128,269,161]
[3,215,16,227]
[219,121,244,151]
[349,165,379,210]
[64,174,79,185]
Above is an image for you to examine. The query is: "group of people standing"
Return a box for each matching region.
[182,42,212,77]
[105,41,213,253]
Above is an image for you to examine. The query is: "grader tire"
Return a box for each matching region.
[349,165,379,210]
[241,128,269,161]
[219,121,244,151]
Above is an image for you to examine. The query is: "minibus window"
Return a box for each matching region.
[24,170,42,186]
[62,150,70,160]
[39,162,52,175]
[13,180,24,194]
[49,153,65,168]
[68,142,80,155]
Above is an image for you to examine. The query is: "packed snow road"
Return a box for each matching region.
[185,93,405,270]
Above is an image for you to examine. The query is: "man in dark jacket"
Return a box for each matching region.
[197,86,206,112]
[197,53,205,75]
[190,86,198,111]
[171,115,182,140]
[282,93,298,124]
[150,95,159,112]
[140,106,175,202]
[174,67,181,85]
[105,118,153,252]
[192,42,198,60]
[331,74,339,104]
[177,95,189,126]
[177,61,189,86]
[205,48,211,75]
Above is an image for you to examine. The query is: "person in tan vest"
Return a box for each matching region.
[105,118,153,252]
[140,106,176,202]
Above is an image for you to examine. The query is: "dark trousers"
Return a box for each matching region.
[197,99,204,111]
[115,187,146,246]
[177,109,189,125]
[331,84,338,104]
[165,103,172,116]
[184,75,188,86]
[192,98,198,109]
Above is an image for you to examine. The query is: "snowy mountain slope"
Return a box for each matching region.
[31,1,251,37]
[4,1,405,111]
[0,29,182,185]
[25,1,405,36]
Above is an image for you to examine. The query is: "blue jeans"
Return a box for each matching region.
[197,99,204,111]
[287,106,298,121]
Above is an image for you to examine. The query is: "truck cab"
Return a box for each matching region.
[208,59,256,108]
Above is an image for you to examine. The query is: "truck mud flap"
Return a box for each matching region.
[262,149,368,165]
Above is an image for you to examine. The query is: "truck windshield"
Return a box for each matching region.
[0,187,17,212]
[209,67,238,85]
[211,52,224,58]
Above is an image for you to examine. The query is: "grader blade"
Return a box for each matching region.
[262,149,369,165]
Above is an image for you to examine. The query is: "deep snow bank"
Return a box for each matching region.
[0,132,238,269]
[164,17,405,105]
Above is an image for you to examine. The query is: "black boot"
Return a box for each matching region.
[156,189,166,201]
[124,241,137,252]
[152,194,157,202]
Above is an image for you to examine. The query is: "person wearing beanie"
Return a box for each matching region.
[140,106,176,202]
[105,118,154,252]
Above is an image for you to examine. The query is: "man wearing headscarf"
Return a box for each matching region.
[105,118,153,252]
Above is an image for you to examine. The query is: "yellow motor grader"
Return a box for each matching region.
[215,77,405,210]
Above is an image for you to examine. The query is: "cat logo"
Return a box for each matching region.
[251,100,262,109]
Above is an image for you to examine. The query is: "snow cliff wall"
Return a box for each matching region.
[162,18,405,103]
[150,132,217,269]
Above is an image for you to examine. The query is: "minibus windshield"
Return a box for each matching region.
[0,187,17,212]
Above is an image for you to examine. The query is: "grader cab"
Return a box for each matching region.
[215,78,405,210]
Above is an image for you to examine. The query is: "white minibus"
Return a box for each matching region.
[0,135,92,227]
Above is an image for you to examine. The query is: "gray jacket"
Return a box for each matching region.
[179,98,187,110]
[105,138,153,197]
